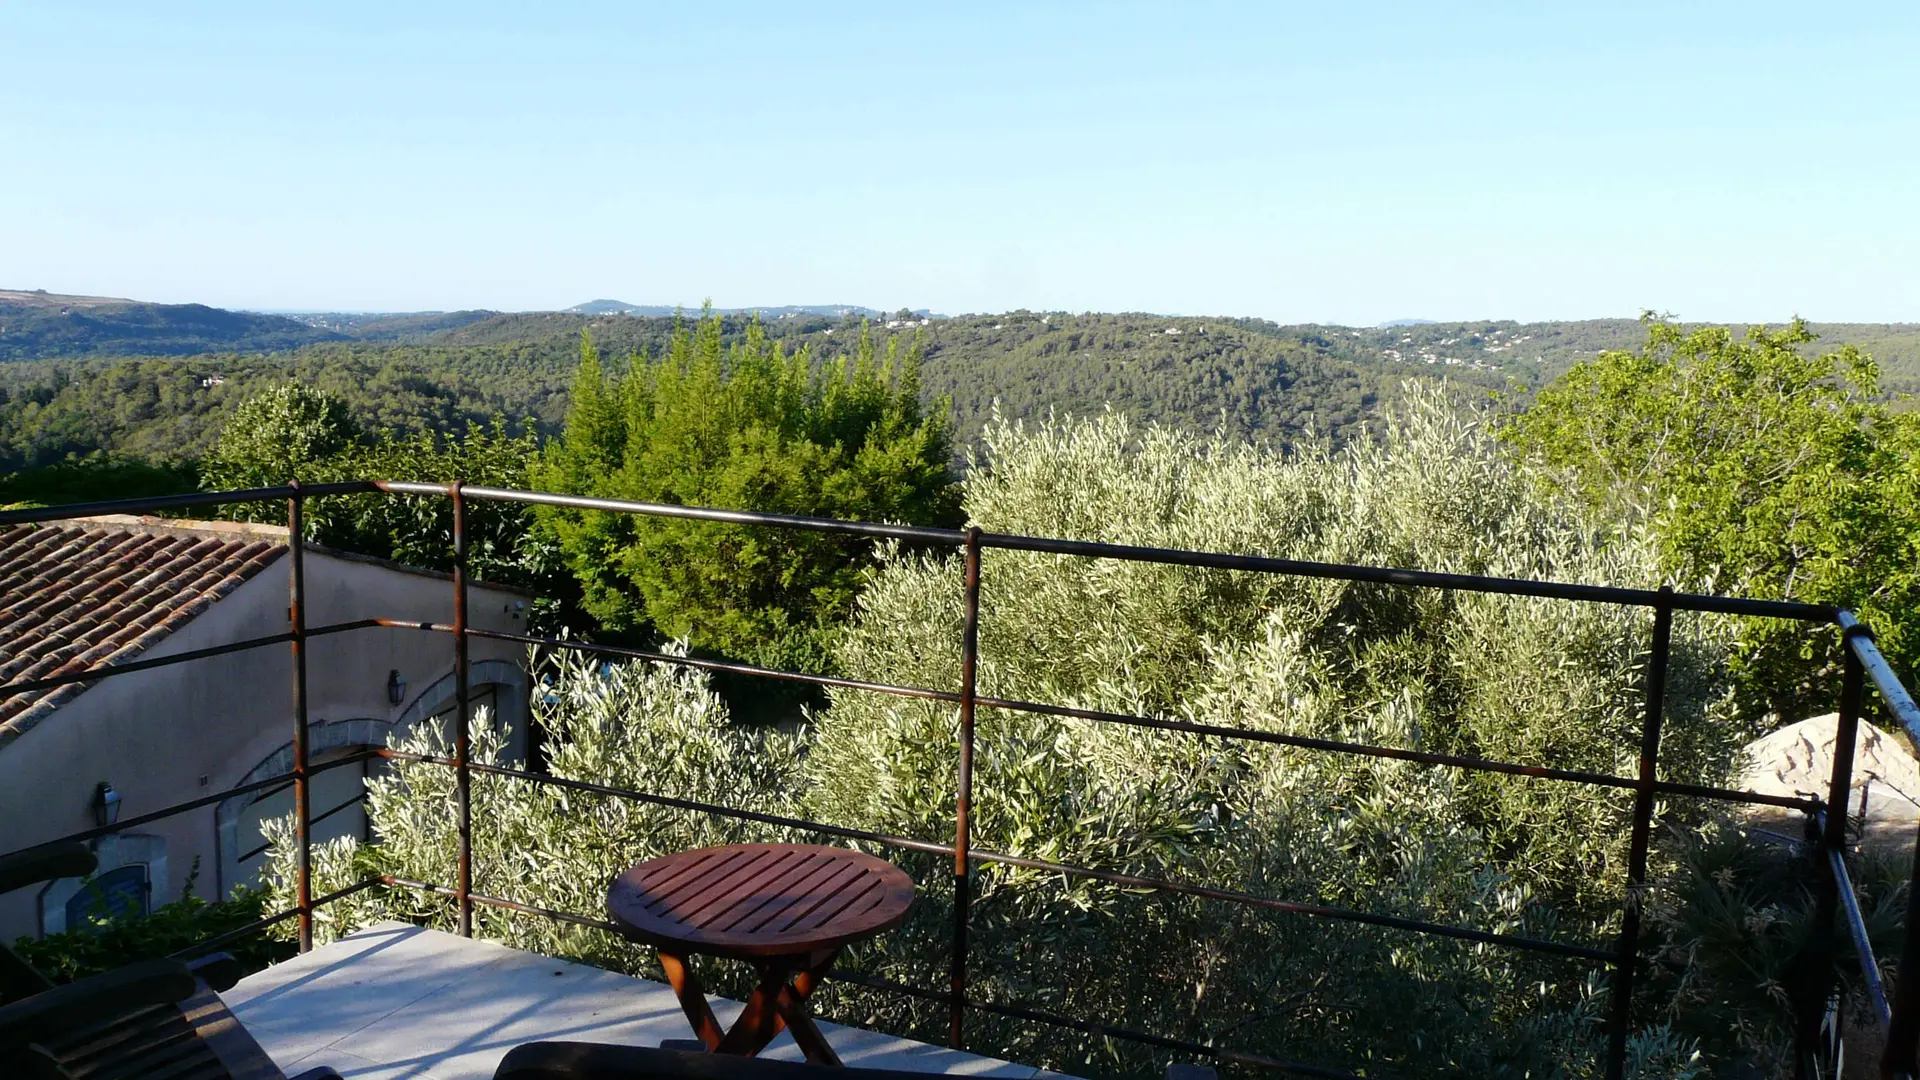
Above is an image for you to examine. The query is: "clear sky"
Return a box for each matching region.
[2,2,1914,325]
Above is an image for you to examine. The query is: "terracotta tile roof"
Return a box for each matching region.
[0,517,287,746]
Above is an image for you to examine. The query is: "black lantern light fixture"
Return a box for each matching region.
[387,669,407,706]
[92,781,121,828]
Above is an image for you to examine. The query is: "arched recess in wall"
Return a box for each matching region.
[214,718,389,899]
[393,658,529,760]
[212,659,528,898]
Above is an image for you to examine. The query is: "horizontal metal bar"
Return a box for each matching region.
[979,532,1837,621]
[376,875,1368,1079]
[377,481,969,545]
[971,693,1824,813]
[165,878,383,960]
[964,846,1613,963]
[376,750,957,858]
[0,631,292,700]
[461,629,1814,812]
[237,791,369,865]
[0,749,381,860]
[229,742,384,821]
[382,875,627,934]
[1831,846,1892,1031]
[0,482,379,526]
[305,618,399,639]
[1649,777,1822,812]
[823,969,1367,1080]
[0,618,390,702]
[379,480,1830,621]
[378,752,1607,962]
[463,627,961,703]
[1842,612,1920,746]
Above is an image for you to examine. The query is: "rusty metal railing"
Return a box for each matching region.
[0,482,1908,1079]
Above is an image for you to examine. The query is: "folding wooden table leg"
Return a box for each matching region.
[774,991,842,1065]
[716,966,789,1057]
[658,950,725,1051]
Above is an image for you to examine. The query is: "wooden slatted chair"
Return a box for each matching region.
[494,1042,961,1080]
[495,1043,1214,1080]
[0,841,339,1080]
[0,842,100,1005]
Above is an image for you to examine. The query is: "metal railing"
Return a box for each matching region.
[1,480,1915,1079]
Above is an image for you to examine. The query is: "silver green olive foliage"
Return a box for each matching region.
[262,649,807,978]
[268,387,1728,1077]
[805,387,1729,1076]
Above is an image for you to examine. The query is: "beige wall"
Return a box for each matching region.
[0,548,531,942]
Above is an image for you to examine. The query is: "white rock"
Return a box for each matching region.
[1737,713,1920,846]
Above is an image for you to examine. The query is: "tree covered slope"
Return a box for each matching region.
[0,290,348,358]
[4,294,1917,475]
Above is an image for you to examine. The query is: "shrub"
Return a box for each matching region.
[805,388,1737,1074]
[533,319,962,676]
[11,869,291,984]
[262,649,807,986]
[1503,317,1920,721]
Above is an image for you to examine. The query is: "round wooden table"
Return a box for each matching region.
[607,842,916,1065]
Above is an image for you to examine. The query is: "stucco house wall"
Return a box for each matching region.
[0,545,532,942]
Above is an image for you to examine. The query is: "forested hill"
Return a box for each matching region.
[0,312,1495,470]
[4,298,1919,475]
[14,290,1918,383]
[0,290,348,358]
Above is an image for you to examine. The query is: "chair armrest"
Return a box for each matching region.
[0,959,196,1049]
[185,952,242,992]
[0,843,95,898]
[495,1043,933,1080]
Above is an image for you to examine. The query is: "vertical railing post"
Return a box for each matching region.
[1861,615,1920,1078]
[949,526,983,1049]
[287,481,313,953]
[1886,815,1920,1078]
[451,481,473,938]
[1797,646,1864,1076]
[1606,586,1672,1078]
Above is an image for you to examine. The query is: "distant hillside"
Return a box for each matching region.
[275,310,503,340]
[6,291,1920,474]
[0,311,1476,469]
[563,300,908,319]
[566,299,648,315]
[0,290,347,359]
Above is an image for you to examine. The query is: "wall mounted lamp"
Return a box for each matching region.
[92,781,121,828]
[387,669,407,706]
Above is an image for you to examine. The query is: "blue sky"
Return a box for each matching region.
[2,2,1914,324]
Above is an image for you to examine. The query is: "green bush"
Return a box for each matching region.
[197,381,576,628]
[803,388,1738,1075]
[11,872,291,984]
[533,318,962,676]
[1503,317,1920,721]
[260,652,807,984]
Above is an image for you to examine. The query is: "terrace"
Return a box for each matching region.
[4,479,1920,1080]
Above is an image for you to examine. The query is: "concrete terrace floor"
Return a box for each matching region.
[223,922,1062,1080]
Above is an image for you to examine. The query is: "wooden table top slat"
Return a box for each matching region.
[709,851,843,934]
[649,848,790,923]
[608,843,916,960]
[737,863,864,936]
[639,847,739,904]
[776,870,880,935]
[675,850,819,930]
